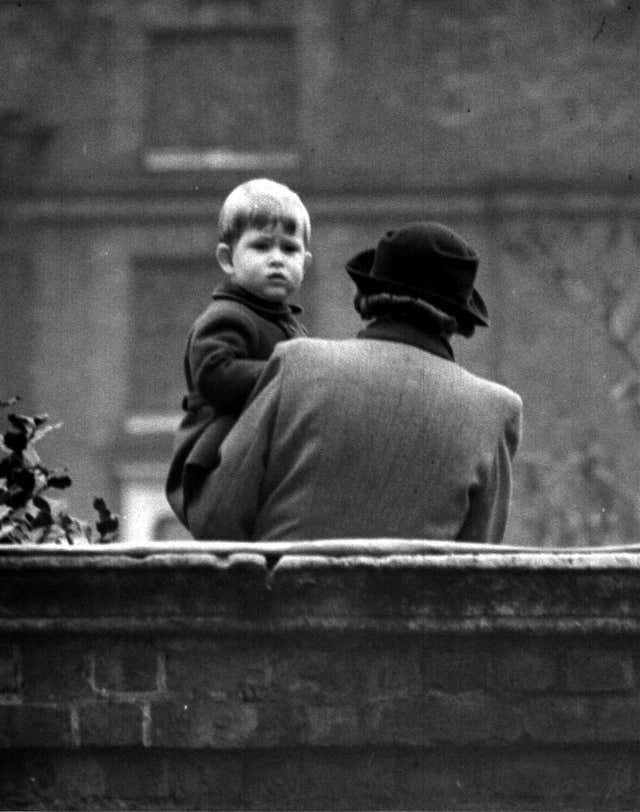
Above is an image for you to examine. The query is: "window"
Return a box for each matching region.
[144,26,299,171]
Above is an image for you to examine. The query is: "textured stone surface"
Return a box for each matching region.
[79,701,144,746]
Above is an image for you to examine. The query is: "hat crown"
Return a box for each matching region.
[371,222,478,302]
[346,221,489,327]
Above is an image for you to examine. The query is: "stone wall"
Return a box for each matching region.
[2,541,640,809]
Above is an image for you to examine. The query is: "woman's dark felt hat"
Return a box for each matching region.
[346,221,489,326]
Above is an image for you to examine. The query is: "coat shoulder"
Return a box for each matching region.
[461,365,522,408]
[187,300,266,356]
[271,337,369,376]
[455,367,523,454]
[191,298,260,334]
[454,366,523,440]
[274,337,523,417]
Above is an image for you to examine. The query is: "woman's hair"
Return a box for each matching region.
[354,291,476,338]
[217,178,311,248]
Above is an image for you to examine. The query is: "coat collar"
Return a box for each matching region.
[356,317,455,362]
[212,279,303,318]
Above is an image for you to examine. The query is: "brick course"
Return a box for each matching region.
[0,644,19,694]
[565,645,636,692]
[79,701,144,746]
[93,642,160,694]
[494,645,557,692]
[21,638,92,701]
[0,703,73,748]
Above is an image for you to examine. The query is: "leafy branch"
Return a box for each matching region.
[0,396,119,544]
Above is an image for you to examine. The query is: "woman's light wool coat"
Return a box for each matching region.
[187,333,522,543]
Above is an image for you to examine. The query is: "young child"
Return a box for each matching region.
[166,178,312,528]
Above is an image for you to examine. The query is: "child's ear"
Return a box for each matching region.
[216,242,234,275]
[303,250,313,272]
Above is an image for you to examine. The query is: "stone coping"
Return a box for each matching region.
[3,188,640,224]
[2,539,640,635]
[2,537,640,564]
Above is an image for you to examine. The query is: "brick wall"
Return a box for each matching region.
[2,541,640,809]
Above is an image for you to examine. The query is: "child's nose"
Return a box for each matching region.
[269,248,285,264]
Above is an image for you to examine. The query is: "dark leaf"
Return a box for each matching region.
[93,496,120,542]
[6,485,29,509]
[7,413,35,433]
[47,473,72,490]
[96,516,119,536]
[32,494,53,513]
[3,430,27,453]
[93,496,109,518]
[31,508,53,529]
[13,468,36,494]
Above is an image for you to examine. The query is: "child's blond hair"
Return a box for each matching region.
[217,178,311,248]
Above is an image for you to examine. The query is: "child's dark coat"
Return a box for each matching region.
[166,279,306,528]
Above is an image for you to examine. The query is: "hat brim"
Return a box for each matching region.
[346,253,489,327]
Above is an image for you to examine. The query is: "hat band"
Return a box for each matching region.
[372,271,475,309]
[347,266,488,325]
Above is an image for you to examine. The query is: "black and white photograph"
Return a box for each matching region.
[1,1,640,809]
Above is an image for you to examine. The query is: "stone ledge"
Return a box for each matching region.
[3,537,640,560]
[2,188,640,224]
[2,541,640,634]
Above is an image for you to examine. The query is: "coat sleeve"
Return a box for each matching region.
[189,306,267,414]
[185,349,286,540]
[456,396,523,543]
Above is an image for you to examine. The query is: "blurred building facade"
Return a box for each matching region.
[1,0,639,543]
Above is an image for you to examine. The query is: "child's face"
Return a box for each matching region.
[217,221,311,303]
